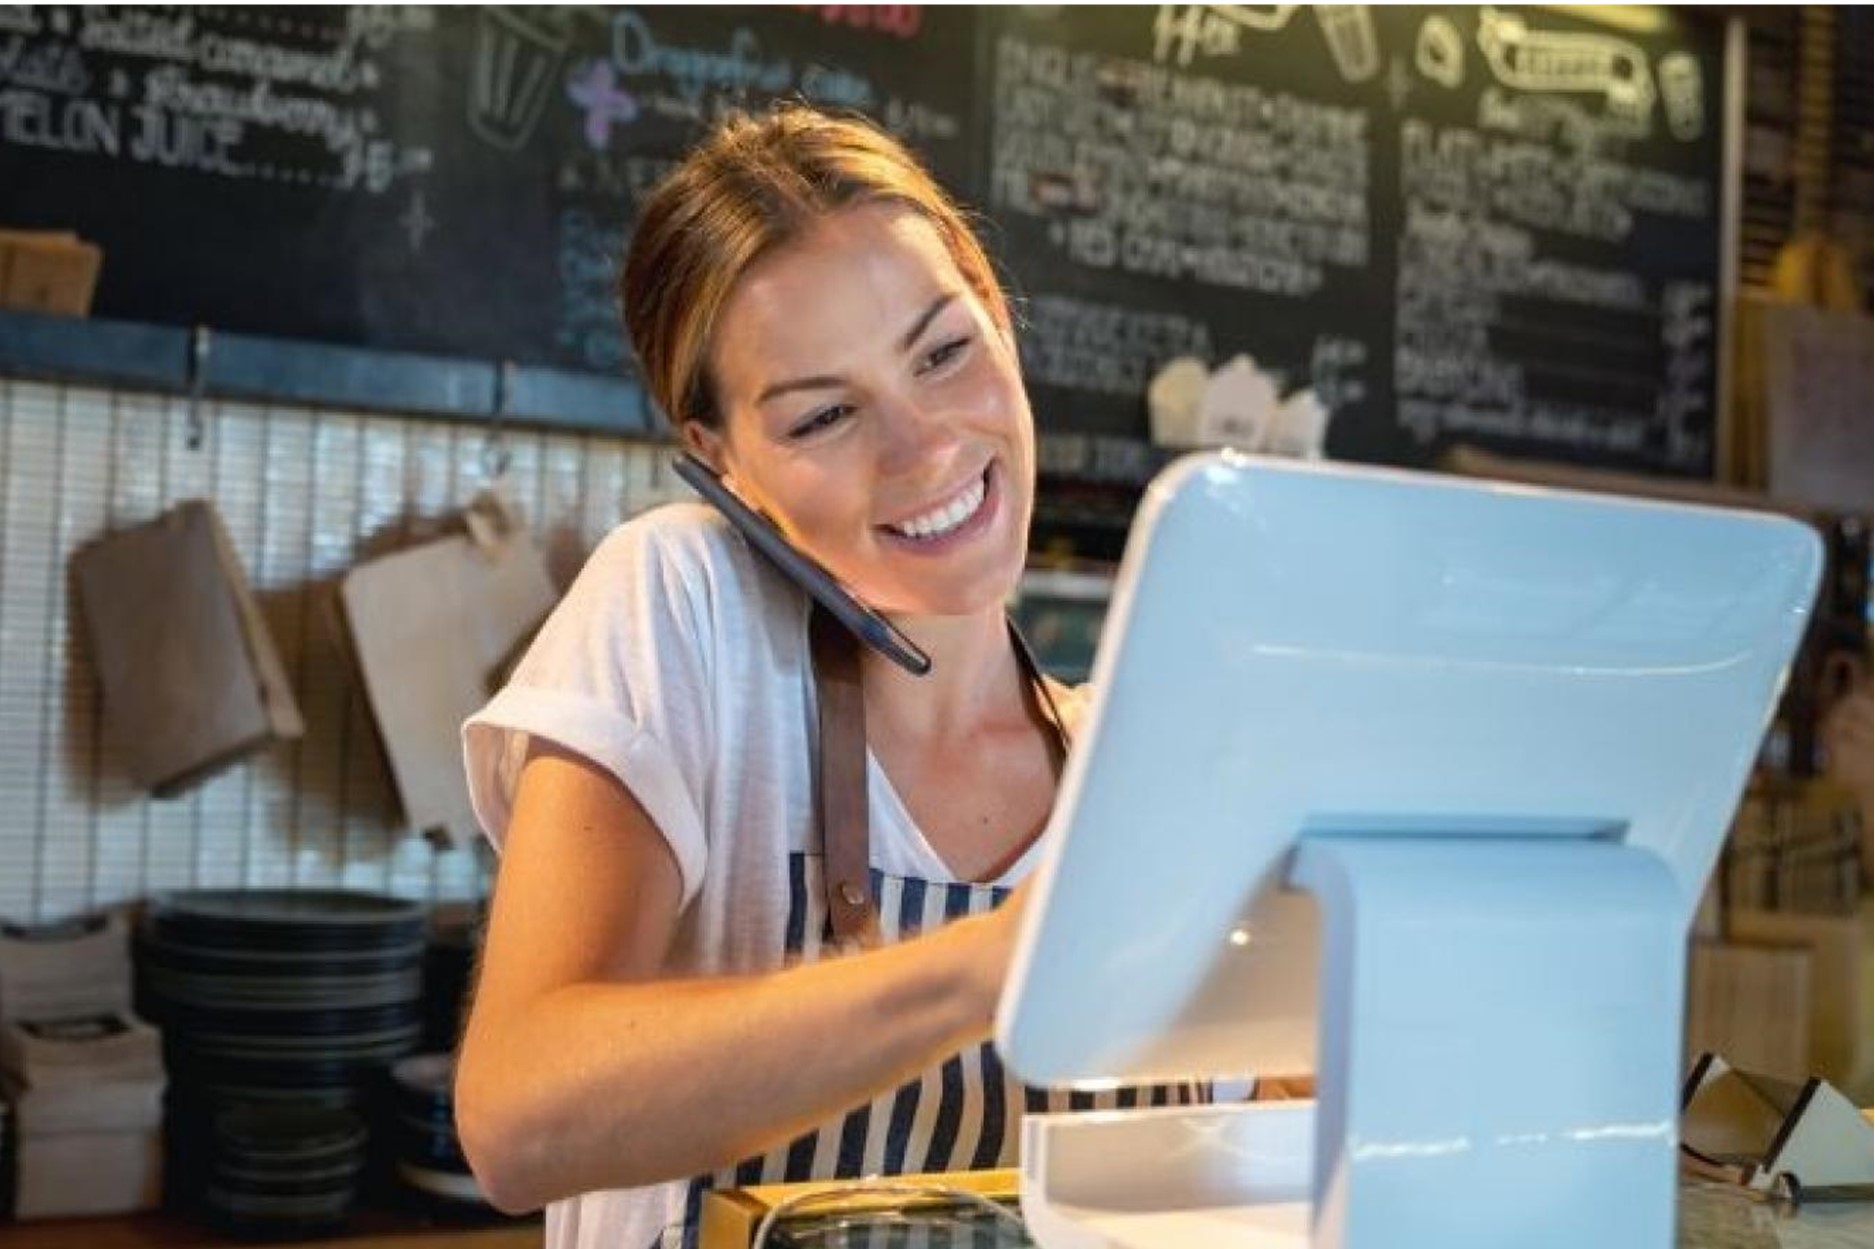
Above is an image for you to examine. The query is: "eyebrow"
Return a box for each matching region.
[753,292,958,406]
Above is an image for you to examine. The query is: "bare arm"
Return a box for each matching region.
[454,742,1020,1214]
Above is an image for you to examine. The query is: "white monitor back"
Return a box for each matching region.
[998,453,1821,1088]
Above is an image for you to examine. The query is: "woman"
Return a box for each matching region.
[456,105,1194,1249]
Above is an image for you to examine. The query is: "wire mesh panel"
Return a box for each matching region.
[0,376,667,923]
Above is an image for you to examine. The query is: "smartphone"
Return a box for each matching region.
[670,453,932,676]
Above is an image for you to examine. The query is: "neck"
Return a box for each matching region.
[862,607,1024,740]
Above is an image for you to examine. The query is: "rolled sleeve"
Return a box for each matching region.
[463,686,708,909]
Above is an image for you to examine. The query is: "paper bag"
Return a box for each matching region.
[340,491,556,846]
[71,501,303,796]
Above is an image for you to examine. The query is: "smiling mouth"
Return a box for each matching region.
[882,464,992,542]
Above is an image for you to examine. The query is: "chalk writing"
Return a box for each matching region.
[556,209,627,372]
[1476,6,1655,133]
[557,150,675,200]
[993,32,1369,297]
[608,10,791,108]
[398,189,434,253]
[0,36,89,94]
[1310,334,1369,412]
[1657,280,1712,464]
[1148,6,1373,82]
[1018,293,1214,398]
[801,61,872,108]
[1152,5,1294,68]
[2,6,431,193]
[1037,431,1164,484]
[1402,118,1707,242]
[0,88,119,155]
[1396,105,1716,468]
[1656,52,1703,141]
[883,96,958,143]
[795,6,924,40]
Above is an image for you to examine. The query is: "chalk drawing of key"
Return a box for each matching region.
[1315,5,1379,82]
[1476,7,1655,130]
[470,7,570,150]
[1657,52,1704,140]
[1415,15,1464,88]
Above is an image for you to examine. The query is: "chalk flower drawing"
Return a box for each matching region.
[567,58,638,151]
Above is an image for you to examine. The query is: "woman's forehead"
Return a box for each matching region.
[711,204,968,392]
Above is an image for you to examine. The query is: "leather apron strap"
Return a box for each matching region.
[810,605,880,947]
[809,606,1072,948]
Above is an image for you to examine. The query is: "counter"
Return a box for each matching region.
[701,1171,1871,1249]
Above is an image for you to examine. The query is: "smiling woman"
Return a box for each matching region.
[454,104,1206,1249]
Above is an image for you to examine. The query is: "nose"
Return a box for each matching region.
[874,387,961,479]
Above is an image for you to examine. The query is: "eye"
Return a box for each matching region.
[787,403,853,441]
[917,336,973,375]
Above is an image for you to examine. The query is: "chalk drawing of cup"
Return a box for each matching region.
[1658,52,1704,141]
[1316,6,1379,83]
[470,7,570,150]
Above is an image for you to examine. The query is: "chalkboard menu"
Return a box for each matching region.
[1,5,1727,479]
[985,6,1726,478]
[0,5,980,371]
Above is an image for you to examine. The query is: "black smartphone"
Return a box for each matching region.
[670,453,932,676]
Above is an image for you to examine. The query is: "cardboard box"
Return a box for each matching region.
[1729,902,1874,1105]
[0,229,101,316]
[1686,939,1812,1081]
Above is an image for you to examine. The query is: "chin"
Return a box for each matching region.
[887,560,1028,620]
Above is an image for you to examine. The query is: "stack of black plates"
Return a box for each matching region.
[420,906,481,1054]
[1,1088,13,1217]
[384,1053,487,1210]
[205,1104,367,1239]
[134,890,425,1221]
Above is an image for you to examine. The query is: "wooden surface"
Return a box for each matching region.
[0,1211,539,1248]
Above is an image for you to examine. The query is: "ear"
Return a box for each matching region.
[679,420,727,473]
[679,421,758,504]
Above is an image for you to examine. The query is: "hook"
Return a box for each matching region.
[481,360,514,482]
[185,326,211,452]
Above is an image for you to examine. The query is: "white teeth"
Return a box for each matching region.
[889,471,987,540]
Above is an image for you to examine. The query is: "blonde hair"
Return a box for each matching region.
[620,104,1011,430]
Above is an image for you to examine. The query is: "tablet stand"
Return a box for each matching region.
[1020,834,1685,1249]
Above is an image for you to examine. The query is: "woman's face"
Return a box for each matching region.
[690,201,1035,619]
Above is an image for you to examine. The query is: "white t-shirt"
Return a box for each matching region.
[464,503,1194,1249]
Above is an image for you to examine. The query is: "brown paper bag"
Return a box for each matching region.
[340,490,556,846]
[70,501,303,796]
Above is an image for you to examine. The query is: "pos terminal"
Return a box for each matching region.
[997,453,1822,1248]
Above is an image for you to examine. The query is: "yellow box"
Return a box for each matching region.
[700,1168,1019,1249]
